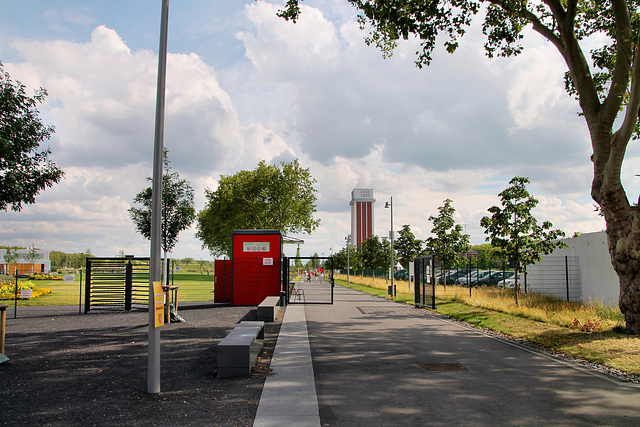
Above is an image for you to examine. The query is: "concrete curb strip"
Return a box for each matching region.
[253,305,320,426]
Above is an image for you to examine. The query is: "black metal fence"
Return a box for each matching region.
[284,256,334,305]
[84,257,170,313]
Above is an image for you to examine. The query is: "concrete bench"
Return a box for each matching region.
[217,321,265,378]
[257,296,281,322]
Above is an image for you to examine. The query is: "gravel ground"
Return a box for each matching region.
[0,303,282,426]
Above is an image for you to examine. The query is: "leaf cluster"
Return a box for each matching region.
[128,149,196,254]
[196,159,320,257]
[360,235,391,270]
[425,199,470,269]
[0,62,63,211]
[480,177,566,273]
[394,224,427,269]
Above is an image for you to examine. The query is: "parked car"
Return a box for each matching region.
[502,274,523,288]
[457,271,479,286]
[438,269,466,284]
[447,270,469,283]
[458,270,491,286]
[477,271,515,286]
[394,270,409,281]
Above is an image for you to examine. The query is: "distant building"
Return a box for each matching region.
[350,188,375,248]
[0,248,50,275]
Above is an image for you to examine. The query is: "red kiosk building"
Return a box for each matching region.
[214,230,283,306]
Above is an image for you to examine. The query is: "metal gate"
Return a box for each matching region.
[414,255,436,309]
[84,257,168,312]
[283,256,334,304]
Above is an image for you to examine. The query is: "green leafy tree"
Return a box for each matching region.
[360,235,390,276]
[308,252,321,270]
[278,0,640,335]
[196,159,320,257]
[394,224,425,270]
[49,250,65,271]
[352,245,365,276]
[25,245,39,273]
[3,246,20,275]
[70,249,93,270]
[469,243,506,270]
[331,246,349,271]
[480,177,566,305]
[0,63,63,211]
[48,250,92,270]
[295,245,303,269]
[425,199,470,288]
[128,149,196,259]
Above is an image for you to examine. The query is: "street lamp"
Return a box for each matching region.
[148,0,170,394]
[385,197,395,297]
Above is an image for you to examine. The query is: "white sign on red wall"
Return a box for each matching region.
[243,242,270,252]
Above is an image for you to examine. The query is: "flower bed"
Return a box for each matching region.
[0,280,53,300]
[28,273,62,281]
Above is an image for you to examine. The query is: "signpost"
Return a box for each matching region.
[153,281,165,328]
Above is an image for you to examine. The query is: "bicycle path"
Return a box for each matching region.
[303,285,640,426]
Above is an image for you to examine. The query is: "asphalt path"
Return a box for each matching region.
[305,286,640,426]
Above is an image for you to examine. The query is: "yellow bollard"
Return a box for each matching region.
[0,304,8,355]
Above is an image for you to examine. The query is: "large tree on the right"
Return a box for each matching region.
[280,0,640,333]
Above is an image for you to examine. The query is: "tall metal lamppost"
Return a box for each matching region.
[385,197,395,296]
[148,0,169,394]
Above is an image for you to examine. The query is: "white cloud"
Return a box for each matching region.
[238,2,342,80]
[0,1,612,259]
[0,22,299,257]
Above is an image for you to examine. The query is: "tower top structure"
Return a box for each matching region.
[350,188,375,248]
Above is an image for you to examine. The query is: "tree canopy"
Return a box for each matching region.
[0,62,63,211]
[196,159,320,257]
[425,199,470,287]
[279,0,640,333]
[480,177,566,304]
[128,149,196,256]
[394,224,425,270]
[360,235,390,271]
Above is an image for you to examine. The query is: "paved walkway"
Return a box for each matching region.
[257,284,640,426]
[253,305,320,426]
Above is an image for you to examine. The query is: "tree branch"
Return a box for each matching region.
[601,0,634,124]
[525,8,563,51]
[615,33,640,145]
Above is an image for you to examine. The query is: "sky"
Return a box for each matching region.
[1,0,629,260]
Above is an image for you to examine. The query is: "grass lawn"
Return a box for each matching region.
[0,271,215,307]
[335,276,640,377]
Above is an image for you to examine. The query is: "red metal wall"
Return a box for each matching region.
[214,259,232,304]
[231,230,282,305]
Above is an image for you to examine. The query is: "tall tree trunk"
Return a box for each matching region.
[592,130,640,334]
[513,263,519,307]
[610,225,640,334]
[598,197,640,334]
